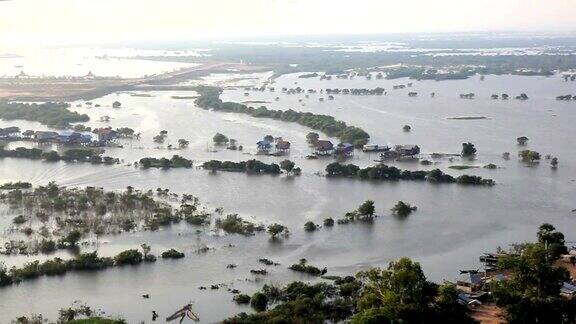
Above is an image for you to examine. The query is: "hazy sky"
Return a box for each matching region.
[1,0,575,44]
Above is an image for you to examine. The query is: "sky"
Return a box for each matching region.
[0,0,575,45]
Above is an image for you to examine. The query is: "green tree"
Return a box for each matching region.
[280,160,295,174]
[391,201,415,217]
[306,132,320,144]
[355,258,437,323]
[357,200,376,219]
[251,292,268,311]
[213,133,229,145]
[519,150,540,163]
[461,142,477,156]
[178,138,189,148]
[267,223,288,239]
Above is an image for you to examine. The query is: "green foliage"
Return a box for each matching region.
[139,155,192,168]
[493,242,572,324]
[215,214,265,236]
[0,263,13,287]
[304,221,318,232]
[12,214,27,225]
[357,200,376,219]
[323,218,335,227]
[202,159,281,174]
[519,150,541,163]
[0,147,118,164]
[536,223,567,259]
[113,249,143,265]
[267,223,288,238]
[234,294,251,304]
[0,101,89,128]
[325,163,494,186]
[67,252,114,271]
[39,239,57,254]
[391,201,415,217]
[306,132,319,144]
[59,230,82,247]
[0,181,32,190]
[289,259,322,276]
[250,292,268,311]
[461,142,477,156]
[194,87,370,146]
[213,132,229,145]
[38,258,67,276]
[161,248,185,259]
[279,159,295,174]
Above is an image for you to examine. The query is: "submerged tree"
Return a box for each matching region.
[391,201,416,217]
[461,142,477,156]
[279,160,295,174]
[267,223,288,239]
[213,133,229,145]
[357,200,376,220]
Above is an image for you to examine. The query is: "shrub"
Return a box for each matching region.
[250,292,268,311]
[161,248,185,259]
[391,201,415,217]
[114,249,143,265]
[39,258,67,276]
[323,218,335,227]
[234,294,251,304]
[304,221,318,232]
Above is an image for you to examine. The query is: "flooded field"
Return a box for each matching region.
[0,47,203,78]
[1,72,575,322]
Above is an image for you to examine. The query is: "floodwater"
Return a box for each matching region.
[1,72,576,322]
[0,47,203,78]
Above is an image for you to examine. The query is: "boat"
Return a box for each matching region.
[362,144,390,152]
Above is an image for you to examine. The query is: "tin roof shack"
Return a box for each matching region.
[315,140,334,156]
[0,126,21,139]
[34,131,59,143]
[334,143,354,157]
[256,140,272,154]
[58,131,93,145]
[22,130,35,138]
[273,139,291,156]
[394,145,420,157]
[95,128,119,143]
[457,272,485,294]
[275,139,291,152]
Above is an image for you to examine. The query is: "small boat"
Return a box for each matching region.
[362,144,390,152]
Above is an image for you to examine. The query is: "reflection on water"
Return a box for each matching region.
[1,73,575,322]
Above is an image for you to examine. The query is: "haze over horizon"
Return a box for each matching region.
[1,0,576,46]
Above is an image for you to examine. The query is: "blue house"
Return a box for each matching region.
[57,131,93,145]
[334,143,354,156]
[256,140,272,153]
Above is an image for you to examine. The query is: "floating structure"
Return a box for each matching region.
[0,126,21,139]
[314,140,334,155]
[362,144,390,153]
[334,143,354,157]
[256,139,273,154]
[275,138,291,153]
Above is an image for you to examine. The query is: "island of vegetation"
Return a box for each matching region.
[325,163,495,186]
[0,184,214,255]
[0,146,119,164]
[193,86,370,146]
[138,155,193,168]
[0,101,89,128]
[0,244,182,289]
[202,159,282,174]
